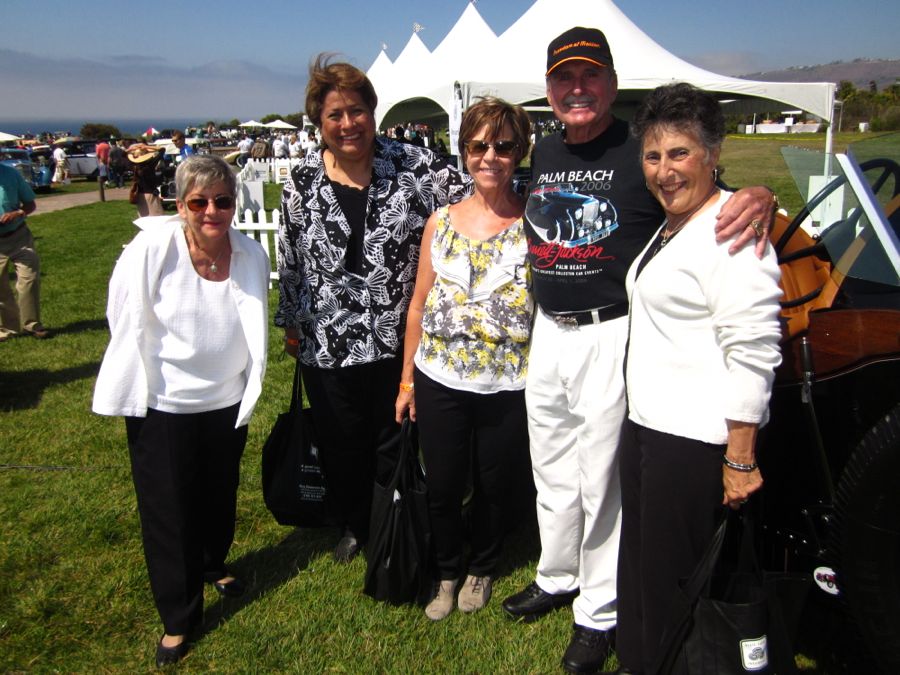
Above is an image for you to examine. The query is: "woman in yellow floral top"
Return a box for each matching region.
[395,98,534,621]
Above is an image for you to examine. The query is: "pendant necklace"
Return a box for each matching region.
[186,227,229,276]
[208,247,227,273]
[659,185,720,249]
[636,186,721,280]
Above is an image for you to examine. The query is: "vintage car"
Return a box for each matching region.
[525,182,619,247]
[27,146,54,190]
[762,137,899,672]
[0,147,53,191]
[51,140,100,180]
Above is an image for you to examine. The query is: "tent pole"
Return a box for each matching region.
[824,100,835,178]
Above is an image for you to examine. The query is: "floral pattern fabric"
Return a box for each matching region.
[415,206,533,393]
[275,137,471,368]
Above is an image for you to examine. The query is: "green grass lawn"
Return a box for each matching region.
[0,201,567,673]
[4,132,892,671]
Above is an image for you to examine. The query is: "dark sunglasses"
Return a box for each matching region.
[184,195,235,212]
[464,140,519,158]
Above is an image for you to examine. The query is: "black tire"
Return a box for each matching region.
[832,403,900,673]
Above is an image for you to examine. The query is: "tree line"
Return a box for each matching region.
[836,80,900,131]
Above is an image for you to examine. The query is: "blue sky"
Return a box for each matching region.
[1,0,897,122]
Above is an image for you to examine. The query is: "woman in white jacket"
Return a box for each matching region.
[616,83,783,674]
[92,155,269,667]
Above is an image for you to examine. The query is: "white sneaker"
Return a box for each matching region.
[425,579,457,621]
[457,575,492,613]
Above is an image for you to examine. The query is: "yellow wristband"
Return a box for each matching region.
[399,382,414,392]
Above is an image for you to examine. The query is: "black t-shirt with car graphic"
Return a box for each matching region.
[524,118,663,313]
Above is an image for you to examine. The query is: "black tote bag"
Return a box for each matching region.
[261,361,332,528]
[653,510,799,675]
[363,418,432,605]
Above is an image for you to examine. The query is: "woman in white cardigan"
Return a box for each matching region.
[92,155,269,667]
[615,83,783,674]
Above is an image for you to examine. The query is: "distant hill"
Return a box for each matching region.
[741,59,899,91]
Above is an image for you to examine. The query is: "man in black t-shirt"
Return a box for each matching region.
[500,27,776,674]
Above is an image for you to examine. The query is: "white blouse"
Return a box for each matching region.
[145,231,249,414]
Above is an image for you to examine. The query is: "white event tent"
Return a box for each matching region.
[369,0,837,152]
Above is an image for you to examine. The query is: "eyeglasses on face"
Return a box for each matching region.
[184,195,235,212]
[464,140,518,158]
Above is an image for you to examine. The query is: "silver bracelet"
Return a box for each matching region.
[723,456,758,472]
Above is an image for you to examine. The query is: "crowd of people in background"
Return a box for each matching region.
[234,129,320,165]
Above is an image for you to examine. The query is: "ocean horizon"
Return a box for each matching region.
[0,118,226,137]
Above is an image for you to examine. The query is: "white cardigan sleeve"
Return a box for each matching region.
[704,242,783,423]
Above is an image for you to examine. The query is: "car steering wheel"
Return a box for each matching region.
[775,158,900,257]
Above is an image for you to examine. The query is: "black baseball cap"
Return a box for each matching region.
[546,27,614,76]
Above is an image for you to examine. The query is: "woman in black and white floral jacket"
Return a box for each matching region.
[276,55,471,562]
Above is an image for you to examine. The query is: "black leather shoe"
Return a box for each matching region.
[213,576,246,598]
[501,581,579,622]
[562,624,615,674]
[333,530,361,563]
[155,635,189,667]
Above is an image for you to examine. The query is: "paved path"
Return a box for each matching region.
[34,186,131,214]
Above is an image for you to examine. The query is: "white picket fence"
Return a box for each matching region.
[232,208,280,287]
[242,158,302,184]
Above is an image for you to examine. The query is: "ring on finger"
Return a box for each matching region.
[749,219,764,237]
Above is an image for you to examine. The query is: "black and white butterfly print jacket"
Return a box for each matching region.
[275,136,472,368]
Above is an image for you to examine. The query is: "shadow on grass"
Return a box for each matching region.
[0,361,100,410]
[497,502,542,578]
[199,527,334,636]
[54,317,109,335]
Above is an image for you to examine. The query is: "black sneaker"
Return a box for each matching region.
[501,581,579,622]
[562,623,615,674]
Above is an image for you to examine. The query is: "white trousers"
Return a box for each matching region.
[525,310,627,631]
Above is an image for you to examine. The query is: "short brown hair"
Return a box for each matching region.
[305,53,378,128]
[458,97,532,165]
[175,155,237,202]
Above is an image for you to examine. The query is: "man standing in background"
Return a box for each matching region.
[0,162,50,342]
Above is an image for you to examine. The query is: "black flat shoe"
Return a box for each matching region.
[333,529,361,563]
[502,581,579,622]
[155,635,188,667]
[213,576,246,598]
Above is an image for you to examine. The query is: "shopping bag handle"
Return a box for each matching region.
[288,359,312,413]
[385,417,416,492]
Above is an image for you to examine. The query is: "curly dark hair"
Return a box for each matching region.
[631,82,725,156]
[458,96,532,165]
[305,53,378,129]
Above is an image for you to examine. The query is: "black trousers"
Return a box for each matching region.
[125,403,247,635]
[301,357,403,542]
[414,368,531,579]
[616,419,724,674]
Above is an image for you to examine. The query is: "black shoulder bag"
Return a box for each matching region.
[652,509,803,675]
[261,361,332,528]
[363,418,432,605]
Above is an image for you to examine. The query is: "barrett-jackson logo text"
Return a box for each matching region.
[529,241,615,268]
